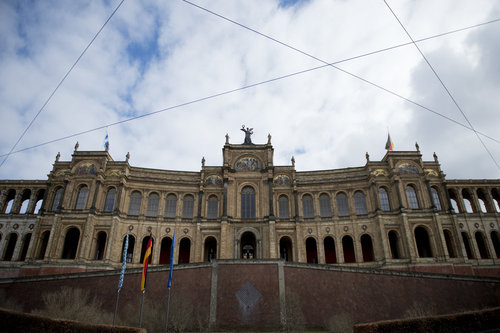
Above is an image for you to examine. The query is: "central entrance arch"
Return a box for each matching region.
[241,231,256,259]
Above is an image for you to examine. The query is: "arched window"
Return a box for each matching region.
[37,230,50,260]
[164,194,177,218]
[302,194,314,218]
[241,187,255,219]
[379,187,390,212]
[204,237,217,261]
[280,236,293,261]
[491,231,500,259]
[430,187,442,210]
[406,185,419,209]
[361,234,374,262]
[319,194,332,217]
[3,189,15,214]
[94,232,107,260]
[179,238,191,264]
[462,189,475,213]
[443,229,456,258]
[241,232,256,259]
[336,193,349,217]
[278,195,289,218]
[306,237,318,263]
[103,188,116,212]
[75,185,88,210]
[61,228,80,259]
[146,193,159,217]
[324,237,336,264]
[19,190,31,214]
[207,195,218,219]
[122,235,135,263]
[19,233,32,261]
[140,236,154,264]
[342,236,356,263]
[461,232,473,259]
[182,195,194,219]
[159,237,172,264]
[475,232,490,259]
[128,191,142,216]
[448,189,460,212]
[388,231,400,259]
[354,191,367,215]
[492,189,500,213]
[3,233,18,261]
[477,189,489,213]
[51,187,63,211]
[414,227,432,257]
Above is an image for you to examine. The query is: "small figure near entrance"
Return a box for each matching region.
[241,125,253,144]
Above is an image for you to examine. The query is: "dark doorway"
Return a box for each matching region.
[342,236,356,263]
[306,237,318,263]
[280,236,293,262]
[415,227,433,258]
[95,232,107,260]
[241,232,256,259]
[159,237,172,264]
[324,237,337,263]
[3,233,18,261]
[361,234,374,262]
[61,228,80,259]
[179,238,191,264]
[204,237,217,261]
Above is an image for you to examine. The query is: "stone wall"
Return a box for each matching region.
[0,260,499,330]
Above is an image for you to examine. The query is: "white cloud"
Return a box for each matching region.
[0,0,499,181]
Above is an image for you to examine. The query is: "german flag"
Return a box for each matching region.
[141,234,153,291]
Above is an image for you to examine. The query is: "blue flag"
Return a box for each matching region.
[104,133,109,151]
[118,231,129,290]
[167,232,175,288]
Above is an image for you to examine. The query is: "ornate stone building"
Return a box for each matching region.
[1,133,500,277]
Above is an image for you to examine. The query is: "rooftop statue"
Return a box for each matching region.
[241,125,253,144]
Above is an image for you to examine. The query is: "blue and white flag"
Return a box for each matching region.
[104,132,109,151]
[167,232,175,288]
[118,231,129,290]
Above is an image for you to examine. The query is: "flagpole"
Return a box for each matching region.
[165,286,172,333]
[113,288,121,325]
[139,289,146,328]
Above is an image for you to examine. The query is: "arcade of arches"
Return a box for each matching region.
[1,139,500,277]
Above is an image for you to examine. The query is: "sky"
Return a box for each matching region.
[1,0,500,181]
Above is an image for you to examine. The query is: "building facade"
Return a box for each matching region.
[1,134,500,276]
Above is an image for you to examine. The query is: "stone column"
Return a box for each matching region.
[442,182,453,213]
[114,183,124,215]
[425,180,435,209]
[0,189,7,213]
[26,191,37,214]
[268,178,275,220]
[394,180,404,211]
[269,220,277,258]
[58,180,69,211]
[90,180,101,213]
[11,191,23,214]
[222,178,228,219]
[197,190,203,221]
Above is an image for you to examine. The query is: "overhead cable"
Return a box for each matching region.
[0,0,125,168]
[383,0,500,170]
[1,16,500,158]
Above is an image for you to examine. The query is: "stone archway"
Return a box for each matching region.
[241,231,256,259]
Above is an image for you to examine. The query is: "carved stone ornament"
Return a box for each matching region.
[474,223,480,229]
[183,228,189,234]
[0,223,3,229]
[307,228,313,234]
[344,226,349,232]
[13,224,19,230]
[29,224,34,230]
[459,223,464,229]
[128,225,134,231]
[147,226,153,232]
[490,223,495,229]
[424,169,439,176]
[362,225,368,231]
[325,227,330,233]
[166,227,171,233]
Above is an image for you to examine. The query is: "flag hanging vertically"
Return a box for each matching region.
[167,232,175,289]
[104,132,109,151]
[385,133,394,151]
[141,234,153,291]
[118,231,129,290]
